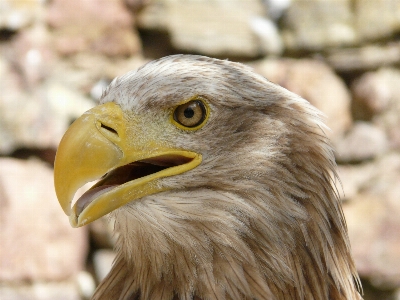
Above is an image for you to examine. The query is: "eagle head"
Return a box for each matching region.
[54,55,362,300]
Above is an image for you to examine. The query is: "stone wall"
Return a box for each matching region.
[0,0,399,299]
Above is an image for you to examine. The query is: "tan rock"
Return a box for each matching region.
[352,70,392,120]
[0,158,88,282]
[337,162,375,201]
[327,42,400,72]
[343,153,400,287]
[352,68,400,116]
[0,54,94,153]
[335,122,388,163]
[5,23,55,88]
[281,0,357,51]
[125,0,150,13]
[0,0,43,31]
[93,249,116,282]
[355,0,400,42]
[47,0,141,56]
[48,53,146,95]
[351,68,400,150]
[137,0,282,57]
[0,281,81,300]
[250,58,352,142]
[76,271,96,299]
[281,0,400,51]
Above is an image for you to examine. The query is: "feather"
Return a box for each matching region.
[91,55,362,299]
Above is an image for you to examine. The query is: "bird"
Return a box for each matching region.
[54,55,363,300]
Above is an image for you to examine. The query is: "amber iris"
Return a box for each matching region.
[173,100,207,128]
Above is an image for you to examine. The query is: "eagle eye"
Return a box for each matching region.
[173,99,207,129]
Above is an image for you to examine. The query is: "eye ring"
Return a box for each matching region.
[173,99,208,129]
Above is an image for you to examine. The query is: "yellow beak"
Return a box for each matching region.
[54,102,202,227]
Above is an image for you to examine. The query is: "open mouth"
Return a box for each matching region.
[74,154,194,216]
[54,102,204,227]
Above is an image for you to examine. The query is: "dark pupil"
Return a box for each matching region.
[184,107,195,118]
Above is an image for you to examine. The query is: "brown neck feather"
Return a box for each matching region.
[92,104,362,300]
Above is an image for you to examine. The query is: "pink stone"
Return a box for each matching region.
[0,158,88,282]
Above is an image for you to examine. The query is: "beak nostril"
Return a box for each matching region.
[100,123,119,136]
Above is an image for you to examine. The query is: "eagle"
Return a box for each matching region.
[54,55,363,300]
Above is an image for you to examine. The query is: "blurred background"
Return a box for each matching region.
[0,0,400,299]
